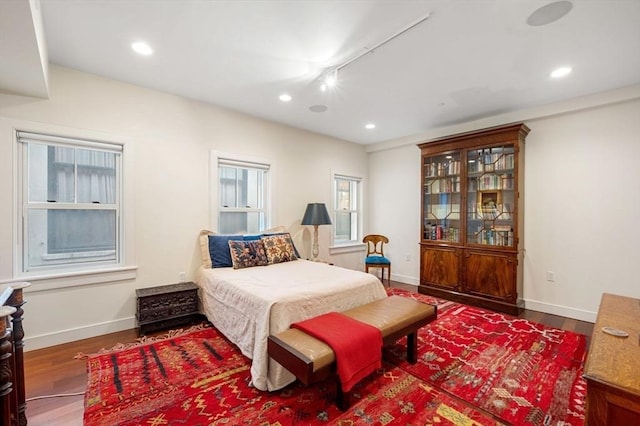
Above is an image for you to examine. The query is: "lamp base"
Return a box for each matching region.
[311,225,319,259]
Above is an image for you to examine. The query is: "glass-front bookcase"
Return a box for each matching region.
[418,123,530,315]
[423,153,461,243]
[466,145,516,247]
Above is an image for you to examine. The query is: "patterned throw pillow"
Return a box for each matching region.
[263,232,301,258]
[228,240,268,269]
[261,234,298,265]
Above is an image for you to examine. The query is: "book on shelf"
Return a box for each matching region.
[502,203,512,220]
[424,223,460,242]
[475,151,515,171]
[475,226,514,246]
[480,203,498,219]
[425,159,462,178]
[477,173,515,191]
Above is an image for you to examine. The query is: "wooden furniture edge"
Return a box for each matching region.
[1,283,29,426]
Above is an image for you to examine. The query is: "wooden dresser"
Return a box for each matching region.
[583,293,640,425]
[1,282,29,426]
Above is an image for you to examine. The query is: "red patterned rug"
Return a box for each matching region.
[386,288,588,425]
[81,289,587,425]
[81,324,503,425]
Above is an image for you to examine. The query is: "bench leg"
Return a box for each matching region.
[407,331,418,364]
[336,382,351,411]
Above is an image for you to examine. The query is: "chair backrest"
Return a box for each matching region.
[363,234,389,257]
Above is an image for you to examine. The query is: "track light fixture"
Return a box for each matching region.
[320,69,338,92]
[317,12,431,92]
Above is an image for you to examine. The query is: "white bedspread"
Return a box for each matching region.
[196,259,387,391]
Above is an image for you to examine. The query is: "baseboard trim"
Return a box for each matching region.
[25,316,136,351]
[523,299,596,323]
[391,274,419,286]
[389,277,597,322]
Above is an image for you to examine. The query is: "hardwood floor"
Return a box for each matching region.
[24,328,141,426]
[22,282,594,425]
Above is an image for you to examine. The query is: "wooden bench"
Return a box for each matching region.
[267,295,437,409]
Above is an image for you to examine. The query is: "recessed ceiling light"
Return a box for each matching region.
[279,94,292,102]
[365,123,376,130]
[550,66,572,79]
[527,1,573,26]
[131,41,153,56]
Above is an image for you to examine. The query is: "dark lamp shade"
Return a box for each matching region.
[301,203,332,226]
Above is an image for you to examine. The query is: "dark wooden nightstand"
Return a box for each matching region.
[136,282,201,335]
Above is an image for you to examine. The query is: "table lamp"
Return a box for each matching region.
[301,203,332,260]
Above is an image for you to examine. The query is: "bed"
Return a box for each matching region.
[195,229,387,391]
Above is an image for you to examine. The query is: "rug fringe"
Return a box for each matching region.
[74,322,212,359]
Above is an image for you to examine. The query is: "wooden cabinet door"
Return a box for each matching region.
[463,250,517,302]
[420,245,461,291]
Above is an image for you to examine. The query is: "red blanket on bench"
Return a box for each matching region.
[291,312,382,392]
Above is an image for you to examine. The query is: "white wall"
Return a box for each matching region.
[367,145,421,285]
[523,99,640,320]
[368,91,640,322]
[0,65,369,349]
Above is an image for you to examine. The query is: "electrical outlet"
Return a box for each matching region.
[179,272,186,282]
[405,254,411,261]
[546,271,555,282]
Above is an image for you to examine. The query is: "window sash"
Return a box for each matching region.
[217,157,269,234]
[219,165,264,209]
[333,174,361,244]
[18,131,123,273]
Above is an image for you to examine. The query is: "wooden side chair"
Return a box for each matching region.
[363,234,391,286]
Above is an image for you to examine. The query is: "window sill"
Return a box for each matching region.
[329,243,366,255]
[3,266,138,293]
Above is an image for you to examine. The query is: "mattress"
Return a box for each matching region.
[196,259,387,391]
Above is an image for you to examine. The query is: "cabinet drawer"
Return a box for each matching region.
[137,302,198,323]
[137,290,197,311]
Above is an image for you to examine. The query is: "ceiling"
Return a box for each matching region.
[2,0,640,145]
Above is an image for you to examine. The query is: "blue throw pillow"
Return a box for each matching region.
[208,235,237,268]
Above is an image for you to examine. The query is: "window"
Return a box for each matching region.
[333,174,362,244]
[17,131,123,274]
[217,158,270,234]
